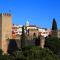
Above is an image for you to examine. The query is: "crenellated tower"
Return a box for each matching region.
[0,13,12,54]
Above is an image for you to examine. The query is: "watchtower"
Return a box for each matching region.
[0,13,12,54]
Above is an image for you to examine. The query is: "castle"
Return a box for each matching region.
[0,13,60,54]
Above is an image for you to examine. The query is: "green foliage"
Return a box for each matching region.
[0,49,8,60]
[0,49,3,55]
[15,51,26,60]
[45,37,60,56]
[15,46,60,60]
[0,55,8,60]
[52,18,57,30]
[0,46,58,60]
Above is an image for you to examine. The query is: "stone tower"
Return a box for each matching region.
[0,13,12,54]
[25,20,29,26]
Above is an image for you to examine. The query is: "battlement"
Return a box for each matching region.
[0,13,11,16]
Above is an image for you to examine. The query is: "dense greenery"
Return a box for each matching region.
[1,46,59,60]
[0,49,8,60]
[15,46,60,60]
[45,37,60,56]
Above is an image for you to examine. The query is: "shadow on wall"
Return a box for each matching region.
[7,39,18,55]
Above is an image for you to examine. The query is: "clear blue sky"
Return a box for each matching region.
[0,0,60,29]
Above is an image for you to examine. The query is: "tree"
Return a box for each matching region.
[52,18,57,31]
[52,18,58,37]
[21,26,26,49]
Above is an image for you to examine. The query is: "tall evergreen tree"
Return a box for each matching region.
[52,18,58,31]
[21,26,26,49]
[52,18,58,37]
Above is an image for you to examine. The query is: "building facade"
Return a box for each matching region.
[12,24,50,39]
[12,24,22,39]
[38,28,51,37]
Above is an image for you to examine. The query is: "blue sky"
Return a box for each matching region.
[0,0,60,29]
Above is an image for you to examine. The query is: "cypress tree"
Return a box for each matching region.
[52,18,58,37]
[52,18,57,31]
[21,26,26,49]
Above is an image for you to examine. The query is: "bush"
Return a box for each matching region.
[15,46,60,60]
[45,37,60,56]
